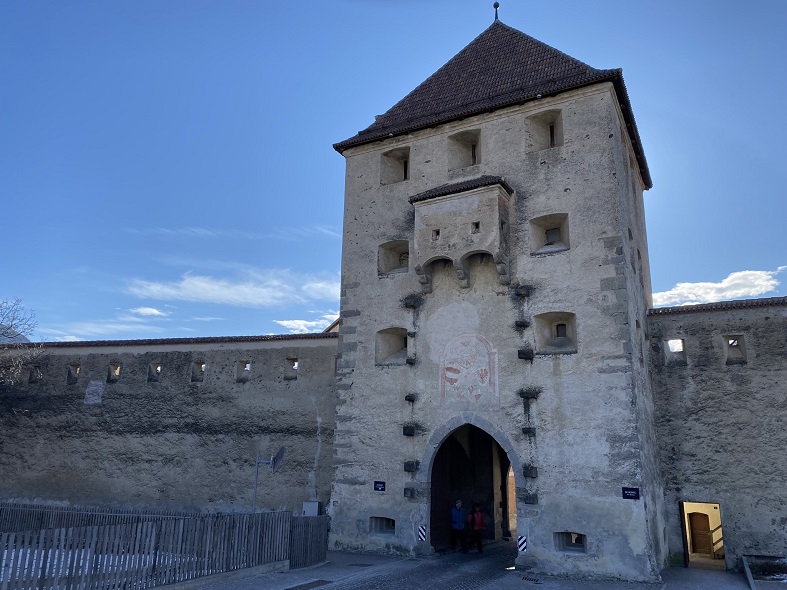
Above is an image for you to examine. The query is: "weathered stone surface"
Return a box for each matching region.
[0,338,337,513]
[650,305,787,567]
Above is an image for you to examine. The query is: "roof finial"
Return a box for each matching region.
[493,2,499,21]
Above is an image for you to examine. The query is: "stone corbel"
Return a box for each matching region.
[494,251,511,285]
[414,264,433,294]
[454,258,470,289]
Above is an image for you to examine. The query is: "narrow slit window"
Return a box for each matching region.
[67,364,81,385]
[236,360,252,383]
[285,357,299,379]
[447,129,480,170]
[148,363,162,382]
[549,124,556,148]
[725,335,747,365]
[191,361,206,383]
[432,229,440,241]
[381,146,410,184]
[107,363,121,383]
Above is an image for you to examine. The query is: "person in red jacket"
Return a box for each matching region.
[467,504,485,553]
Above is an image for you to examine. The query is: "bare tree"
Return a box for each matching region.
[0,298,44,385]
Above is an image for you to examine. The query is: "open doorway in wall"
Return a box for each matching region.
[679,502,725,570]
[429,424,515,552]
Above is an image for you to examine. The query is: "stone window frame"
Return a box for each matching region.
[381,146,410,185]
[530,213,570,255]
[447,128,481,171]
[533,312,577,355]
[378,240,410,275]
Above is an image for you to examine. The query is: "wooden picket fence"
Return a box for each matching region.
[0,503,200,533]
[1,506,328,590]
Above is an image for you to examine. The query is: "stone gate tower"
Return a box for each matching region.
[330,18,666,580]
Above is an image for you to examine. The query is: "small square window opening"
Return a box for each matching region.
[471,221,480,234]
[431,229,440,241]
[67,364,81,385]
[148,363,163,383]
[725,335,747,365]
[191,361,206,383]
[555,531,586,553]
[664,339,687,367]
[107,363,121,383]
[284,357,300,379]
[236,360,252,383]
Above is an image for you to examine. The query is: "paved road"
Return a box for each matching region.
[199,541,750,590]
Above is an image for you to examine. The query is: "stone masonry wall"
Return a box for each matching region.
[649,301,787,568]
[0,335,338,513]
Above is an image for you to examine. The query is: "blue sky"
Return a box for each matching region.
[2,1,785,342]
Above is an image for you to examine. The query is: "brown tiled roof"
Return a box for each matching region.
[21,332,339,349]
[409,175,513,204]
[334,21,651,189]
[648,297,787,316]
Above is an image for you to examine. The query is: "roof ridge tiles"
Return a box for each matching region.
[19,332,339,349]
[409,175,513,204]
[648,296,787,316]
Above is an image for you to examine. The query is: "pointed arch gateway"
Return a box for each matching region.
[417,414,523,552]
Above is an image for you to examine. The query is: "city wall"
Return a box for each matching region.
[649,299,787,567]
[0,334,338,514]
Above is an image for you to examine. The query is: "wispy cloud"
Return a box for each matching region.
[274,311,339,334]
[126,269,340,308]
[653,266,784,307]
[124,225,340,241]
[129,306,168,317]
[190,316,225,322]
[271,225,341,240]
[40,321,167,342]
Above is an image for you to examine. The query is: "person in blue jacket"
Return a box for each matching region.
[450,499,468,553]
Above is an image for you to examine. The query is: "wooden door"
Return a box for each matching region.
[689,512,712,554]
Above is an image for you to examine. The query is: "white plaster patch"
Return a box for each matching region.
[84,380,104,404]
[426,302,480,363]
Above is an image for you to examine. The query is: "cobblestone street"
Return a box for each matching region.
[198,541,749,590]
